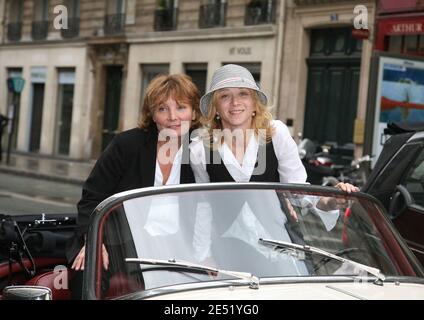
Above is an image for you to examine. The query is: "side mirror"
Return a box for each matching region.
[388,185,412,219]
[2,286,52,300]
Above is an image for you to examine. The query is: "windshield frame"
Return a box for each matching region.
[116,275,424,300]
[82,182,424,300]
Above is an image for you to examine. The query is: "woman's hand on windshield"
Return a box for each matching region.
[335,182,359,193]
[316,183,359,211]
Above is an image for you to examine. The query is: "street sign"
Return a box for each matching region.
[7,77,25,93]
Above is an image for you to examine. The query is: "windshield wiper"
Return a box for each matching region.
[125,258,260,289]
[258,238,385,285]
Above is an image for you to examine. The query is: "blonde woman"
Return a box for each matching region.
[188,64,358,266]
[190,63,357,193]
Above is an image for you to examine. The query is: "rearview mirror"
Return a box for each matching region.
[2,286,52,300]
[388,185,412,219]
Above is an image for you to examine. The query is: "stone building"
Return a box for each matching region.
[279,0,375,159]
[0,0,282,160]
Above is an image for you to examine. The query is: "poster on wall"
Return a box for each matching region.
[371,55,424,163]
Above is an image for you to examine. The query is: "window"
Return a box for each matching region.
[403,148,424,207]
[107,0,126,15]
[29,67,47,153]
[245,0,276,26]
[387,35,424,56]
[65,0,80,18]
[7,0,23,41]
[105,0,126,34]
[9,0,23,22]
[420,35,424,55]
[55,69,75,155]
[199,0,227,29]
[157,0,174,9]
[184,64,207,96]
[34,0,49,21]
[62,0,80,38]
[154,0,178,31]
[140,64,170,104]
[405,35,419,54]
[32,0,49,40]
[6,68,23,149]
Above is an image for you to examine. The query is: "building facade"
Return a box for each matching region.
[363,0,424,159]
[0,0,283,160]
[278,0,376,159]
[375,0,424,56]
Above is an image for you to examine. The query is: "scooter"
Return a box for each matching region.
[298,136,369,187]
[297,138,334,185]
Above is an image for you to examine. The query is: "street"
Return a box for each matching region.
[0,172,80,215]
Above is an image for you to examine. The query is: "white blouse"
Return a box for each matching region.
[188,120,339,252]
[154,146,183,186]
[189,120,307,183]
[145,146,182,241]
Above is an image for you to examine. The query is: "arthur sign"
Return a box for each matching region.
[390,22,423,34]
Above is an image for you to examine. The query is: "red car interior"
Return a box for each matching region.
[1,257,144,300]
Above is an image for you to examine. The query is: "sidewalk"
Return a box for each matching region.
[0,152,95,185]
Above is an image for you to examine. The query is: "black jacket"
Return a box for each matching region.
[67,126,195,262]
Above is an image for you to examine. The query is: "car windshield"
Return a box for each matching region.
[97,187,409,298]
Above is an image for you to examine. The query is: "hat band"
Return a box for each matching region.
[212,77,257,90]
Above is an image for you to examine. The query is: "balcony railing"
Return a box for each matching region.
[154,8,178,31]
[7,22,22,41]
[32,20,49,40]
[245,0,276,26]
[199,3,227,28]
[61,17,80,38]
[104,13,126,35]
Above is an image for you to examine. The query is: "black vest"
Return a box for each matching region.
[206,140,279,182]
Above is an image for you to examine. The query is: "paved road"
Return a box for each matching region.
[0,172,81,215]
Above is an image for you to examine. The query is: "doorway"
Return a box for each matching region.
[55,83,74,155]
[303,27,362,145]
[29,83,45,152]
[102,65,123,151]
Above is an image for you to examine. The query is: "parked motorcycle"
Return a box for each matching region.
[297,136,371,188]
[322,155,372,188]
[298,138,333,185]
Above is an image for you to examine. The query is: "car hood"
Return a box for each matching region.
[146,282,424,300]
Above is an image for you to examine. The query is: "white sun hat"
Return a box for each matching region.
[200,64,268,116]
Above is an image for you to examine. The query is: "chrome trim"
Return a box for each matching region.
[325,285,367,300]
[93,182,376,213]
[259,238,385,282]
[126,258,260,289]
[115,275,424,300]
[408,131,424,142]
[115,275,396,300]
[3,286,52,300]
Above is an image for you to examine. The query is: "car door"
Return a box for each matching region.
[364,136,424,265]
[391,146,424,265]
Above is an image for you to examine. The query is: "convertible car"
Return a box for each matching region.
[363,123,424,265]
[1,183,424,300]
